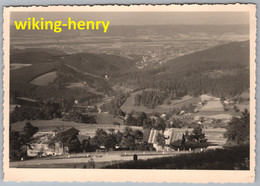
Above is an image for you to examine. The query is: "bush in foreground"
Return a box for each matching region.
[104,145,249,170]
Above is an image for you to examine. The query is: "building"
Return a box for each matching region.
[143,129,159,144]
[27,127,82,157]
[163,128,174,145]
[27,132,63,157]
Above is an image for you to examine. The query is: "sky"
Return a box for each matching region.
[10,12,249,25]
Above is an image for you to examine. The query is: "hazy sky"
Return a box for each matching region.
[11,12,249,25]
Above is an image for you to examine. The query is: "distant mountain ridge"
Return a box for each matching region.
[11,24,249,38]
[10,48,65,64]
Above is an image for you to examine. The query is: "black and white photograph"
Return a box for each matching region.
[3,4,256,183]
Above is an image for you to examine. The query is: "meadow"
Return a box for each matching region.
[11,62,58,83]
[31,71,58,86]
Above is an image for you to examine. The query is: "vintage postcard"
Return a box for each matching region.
[3,4,256,183]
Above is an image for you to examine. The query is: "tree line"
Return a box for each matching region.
[10,122,39,161]
[125,112,166,131]
[134,90,164,108]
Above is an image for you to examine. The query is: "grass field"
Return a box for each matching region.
[93,113,124,125]
[200,100,224,112]
[11,119,90,132]
[11,116,141,136]
[11,62,58,83]
[31,71,57,86]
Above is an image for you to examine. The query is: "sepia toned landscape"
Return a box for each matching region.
[9,11,251,170]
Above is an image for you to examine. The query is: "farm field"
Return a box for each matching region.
[31,71,57,86]
[200,100,223,112]
[197,94,243,119]
[11,119,91,132]
[93,113,124,125]
[199,94,224,112]
[11,117,142,135]
[170,95,193,104]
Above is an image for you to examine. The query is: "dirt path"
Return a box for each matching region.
[10,151,190,168]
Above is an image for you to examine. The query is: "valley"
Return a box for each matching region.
[9,24,250,168]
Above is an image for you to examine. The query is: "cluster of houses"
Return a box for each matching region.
[27,126,187,157]
[27,132,63,157]
[143,128,186,151]
[27,128,91,157]
[26,94,235,157]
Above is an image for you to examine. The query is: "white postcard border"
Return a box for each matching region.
[3,4,256,183]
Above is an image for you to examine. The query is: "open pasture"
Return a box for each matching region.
[11,62,58,83]
[11,119,90,132]
[93,113,124,125]
[200,95,224,112]
[31,71,57,86]
[11,113,136,134]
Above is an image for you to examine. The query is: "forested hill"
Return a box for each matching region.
[10,48,136,101]
[113,40,250,98]
[164,40,249,72]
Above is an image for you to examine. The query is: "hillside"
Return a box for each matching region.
[164,40,249,72]
[62,52,135,77]
[10,48,136,105]
[113,41,250,98]
[10,40,249,108]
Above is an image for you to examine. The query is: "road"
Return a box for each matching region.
[10,151,190,168]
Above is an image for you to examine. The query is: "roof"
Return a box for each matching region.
[77,135,90,143]
[143,129,151,142]
[62,127,80,137]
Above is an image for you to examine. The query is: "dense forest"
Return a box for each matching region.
[134,90,164,107]
[112,41,249,98]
